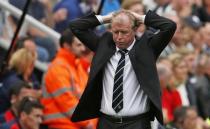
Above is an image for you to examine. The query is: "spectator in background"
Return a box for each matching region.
[8,48,39,89]
[9,0,47,21]
[169,53,198,110]
[41,29,96,129]
[0,81,36,124]
[190,54,210,118]
[189,28,205,56]
[175,47,197,77]
[0,97,44,129]
[14,36,49,63]
[193,0,210,22]
[201,55,210,117]
[170,0,192,17]
[166,106,210,129]
[202,23,210,55]
[160,14,184,57]
[53,0,83,33]
[13,36,47,89]
[0,48,40,113]
[157,62,182,123]
[8,0,57,62]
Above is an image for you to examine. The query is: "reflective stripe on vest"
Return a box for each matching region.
[42,84,75,98]
[43,106,76,121]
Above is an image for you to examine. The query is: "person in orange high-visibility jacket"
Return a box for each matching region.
[41,29,97,129]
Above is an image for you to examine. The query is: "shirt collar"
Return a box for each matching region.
[116,38,136,51]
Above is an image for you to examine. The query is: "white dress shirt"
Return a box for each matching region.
[177,83,190,106]
[100,39,149,116]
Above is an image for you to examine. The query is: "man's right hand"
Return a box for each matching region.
[130,11,145,24]
[101,12,114,23]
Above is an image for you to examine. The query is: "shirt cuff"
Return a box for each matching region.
[95,15,103,24]
[142,15,146,23]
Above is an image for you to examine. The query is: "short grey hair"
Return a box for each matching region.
[111,10,140,29]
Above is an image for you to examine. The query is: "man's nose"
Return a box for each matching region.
[117,32,123,37]
[38,117,43,124]
[116,32,123,40]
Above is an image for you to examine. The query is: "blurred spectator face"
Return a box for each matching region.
[9,48,37,79]
[70,37,86,58]
[183,53,196,73]
[12,88,34,108]
[182,108,198,129]
[192,30,204,48]
[173,59,188,82]
[24,39,37,53]
[20,108,43,129]
[168,15,184,45]
[159,58,173,70]
[157,63,173,88]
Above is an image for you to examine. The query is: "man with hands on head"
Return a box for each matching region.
[69,9,176,129]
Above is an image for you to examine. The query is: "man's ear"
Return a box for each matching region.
[63,42,71,49]
[20,112,27,120]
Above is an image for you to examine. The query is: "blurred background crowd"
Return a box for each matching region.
[0,0,210,129]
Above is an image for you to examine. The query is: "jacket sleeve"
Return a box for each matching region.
[144,10,177,58]
[69,12,101,52]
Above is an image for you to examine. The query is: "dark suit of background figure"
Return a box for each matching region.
[69,10,176,124]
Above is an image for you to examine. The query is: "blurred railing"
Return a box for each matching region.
[0,0,62,71]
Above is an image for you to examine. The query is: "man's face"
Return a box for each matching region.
[22,108,43,129]
[174,60,188,81]
[24,40,37,53]
[182,109,198,129]
[12,88,34,109]
[70,37,86,57]
[111,14,135,49]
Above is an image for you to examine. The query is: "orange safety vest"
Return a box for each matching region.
[41,49,97,129]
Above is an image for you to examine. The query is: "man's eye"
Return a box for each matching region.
[121,31,128,34]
